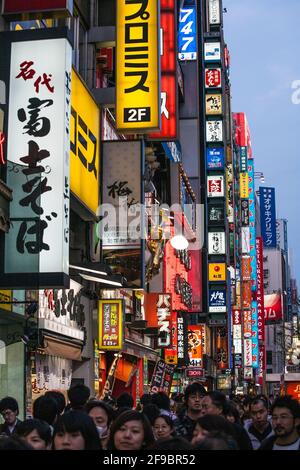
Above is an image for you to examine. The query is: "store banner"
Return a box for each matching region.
[251,300,259,369]
[150,359,174,394]
[248,162,257,291]
[240,147,248,172]
[206,120,223,142]
[259,187,277,248]
[215,326,228,370]
[177,311,189,367]
[205,94,222,115]
[70,69,100,215]
[206,147,224,169]
[244,338,253,367]
[2,0,73,18]
[241,227,250,254]
[2,35,72,288]
[156,294,172,348]
[243,309,252,338]
[34,354,72,393]
[208,203,225,225]
[149,0,177,140]
[207,175,224,197]
[240,173,249,199]
[101,141,145,288]
[243,281,252,309]
[164,311,178,365]
[242,256,251,281]
[264,293,283,324]
[178,2,197,61]
[188,325,204,367]
[256,237,265,342]
[204,42,221,62]
[208,263,226,282]
[208,0,221,24]
[188,248,202,312]
[241,199,249,226]
[209,289,226,312]
[205,68,221,88]
[208,231,226,255]
[98,300,124,350]
[116,0,160,132]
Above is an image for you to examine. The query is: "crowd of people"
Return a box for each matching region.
[0,382,300,451]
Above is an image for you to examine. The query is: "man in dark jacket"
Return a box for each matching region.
[0,396,22,436]
[175,382,207,440]
[259,396,300,450]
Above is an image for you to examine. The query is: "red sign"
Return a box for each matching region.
[2,0,73,17]
[286,382,300,403]
[243,310,252,338]
[164,311,178,365]
[186,368,204,378]
[216,327,229,370]
[232,308,242,325]
[242,256,251,281]
[188,325,204,367]
[264,293,283,323]
[233,112,252,158]
[256,237,265,341]
[243,281,252,309]
[157,294,172,348]
[149,0,177,140]
[0,132,5,165]
[205,68,221,88]
[188,249,202,312]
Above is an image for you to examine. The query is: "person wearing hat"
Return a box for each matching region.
[0,397,23,436]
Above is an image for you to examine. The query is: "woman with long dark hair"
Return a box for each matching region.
[52,410,102,450]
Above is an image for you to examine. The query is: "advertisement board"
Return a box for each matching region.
[206,147,224,169]
[208,231,226,255]
[206,120,223,142]
[259,187,277,248]
[204,42,221,62]
[178,3,197,61]
[98,300,124,350]
[205,68,221,88]
[207,175,224,197]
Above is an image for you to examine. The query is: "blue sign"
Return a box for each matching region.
[206,147,224,169]
[162,141,182,163]
[178,3,197,61]
[239,147,248,172]
[251,301,259,369]
[248,162,257,292]
[209,289,227,312]
[260,187,276,248]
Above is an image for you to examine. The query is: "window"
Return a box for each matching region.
[266,350,273,365]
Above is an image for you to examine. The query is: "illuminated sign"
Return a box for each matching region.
[0,131,5,164]
[209,289,226,312]
[188,325,204,367]
[116,0,160,131]
[70,69,100,215]
[178,3,197,61]
[4,37,71,286]
[149,0,177,140]
[208,0,221,25]
[207,175,224,197]
[240,173,249,198]
[208,231,226,255]
[206,120,223,142]
[2,0,73,19]
[205,94,222,115]
[208,263,226,282]
[206,147,224,169]
[204,42,221,62]
[156,294,172,348]
[205,68,221,88]
[98,300,124,350]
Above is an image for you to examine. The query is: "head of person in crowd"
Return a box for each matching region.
[52,410,101,450]
[191,414,237,447]
[45,391,66,415]
[151,392,171,412]
[85,399,113,443]
[153,414,174,441]
[33,395,59,427]
[67,384,90,411]
[183,382,206,418]
[141,404,161,426]
[249,397,269,432]
[200,391,227,417]
[140,393,152,410]
[242,396,252,421]
[270,396,300,444]
[0,434,33,450]
[152,436,195,450]
[194,430,238,450]
[116,392,134,411]
[107,409,155,451]
[225,401,242,425]
[0,396,21,434]
[16,419,52,450]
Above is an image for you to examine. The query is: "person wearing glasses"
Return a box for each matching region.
[259,396,300,450]
[0,397,23,436]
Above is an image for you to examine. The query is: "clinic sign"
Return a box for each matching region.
[116,0,160,131]
[259,187,276,248]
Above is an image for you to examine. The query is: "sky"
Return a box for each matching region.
[223,0,300,288]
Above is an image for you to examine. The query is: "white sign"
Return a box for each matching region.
[233,325,242,340]
[204,42,221,62]
[233,338,242,354]
[244,339,253,366]
[206,120,223,142]
[6,38,72,276]
[208,0,221,25]
[207,175,224,198]
[208,231,226,255]
[157,294,172,348]
[242,227,250,254]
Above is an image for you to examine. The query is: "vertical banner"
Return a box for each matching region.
[248,161,257,291]
[177,311,189,367]
[251,300,259,369]
[100,353,121,400]
[149,0,177,140]
[259,187,277,248]
[101,141,145,288]
[150,359,174,394]
[215,326,228,370]
[164,311,178,365]
[256,236,265,384]
[116,0,160,131]
[188,325,204,367]
[98,300,124,350]
[3,36,72,288]
[178,2,197,61]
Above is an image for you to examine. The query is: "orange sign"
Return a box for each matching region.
[286,382,300,403]
[242,256,251,281]
[188,325,204,367]
[243,281,252,309]
[209,263,226,281]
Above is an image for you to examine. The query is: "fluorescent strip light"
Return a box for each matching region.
[79,273,122,286]
[69,264,107,276]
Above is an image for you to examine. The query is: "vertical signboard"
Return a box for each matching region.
[251,300,259,368]
[216,326,228,370]
[205,68,221,88]
[248,162,256,290]
[178,2,197,61]
[204,42,221,62]
[150,359,174,394]
[2,0,73,18]
[70,69,100,215]
[149,0,177,140]
[256,237,265,384]
[3,36,72,288]
[156,294,172,348]
[188,325,204,367]
[259,187,277,248]
[208,231,226,255]
[208,0,221,25]
[101,141,144,288]
[116,0,160,131]
[98,299,124,350]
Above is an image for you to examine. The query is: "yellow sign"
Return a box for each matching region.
[209,263,226,281]
[98,300,123,350]
[205,94,222,115]
[116,0,160,131]
[240,172,249,198]
[70,69,100,215]
[0,290,12,311]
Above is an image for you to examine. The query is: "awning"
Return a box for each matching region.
[42,334,82,361]
[123,339,159,362]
